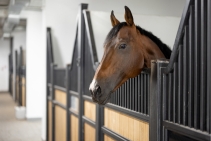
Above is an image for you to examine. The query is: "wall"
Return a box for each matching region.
[20,10,45,119]
[44,0,185,67]
[0,39,10,92]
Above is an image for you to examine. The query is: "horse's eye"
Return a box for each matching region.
[119,44,127,49]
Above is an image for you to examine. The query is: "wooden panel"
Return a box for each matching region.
[55,89,66,106]
[104,135,115,141]
[22,77,26,106]
[71,115,78,141]
[104,107,149,141]
[48,101,52,141]
[84,123,95,141]
[84,100,96,121]
[55,106,66,141]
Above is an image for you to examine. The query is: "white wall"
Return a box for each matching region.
[44,0,185,67]
[20,10,45,119]
[0,39,10,92]
[11,30,26,99]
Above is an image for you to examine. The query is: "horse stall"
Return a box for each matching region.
[46,1,211,141]
[14,47,26,106]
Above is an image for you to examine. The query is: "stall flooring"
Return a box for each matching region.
[0,92,42,141]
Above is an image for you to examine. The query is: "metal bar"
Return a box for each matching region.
[144,74,147,114]
[178,45,183,124]
[135,76,138,112]
[188,5,194,128]
[122,83,125,108]
[141,74,144,113]
[82,116,96,127]
[194,0,201,129]
[149,60,169,141]
[104,103,149,122]
[77,4,88,141]
[163,73,167,121]
[173,61,178,123]
[102,126,130,141]
[183,26,189,126]
[129,78,132,109]
[51,64,56,141]
[66,65,71,141]
[207,0,211,133]
[138,75,141,113]
[147,73,150,115]
[131,78,134,110]
[163,121,210,141]
[200,0,207,131]
[168,73,172,122]
[166,0,191,72]
[126,80,129,109]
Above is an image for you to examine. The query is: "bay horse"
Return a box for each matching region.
[89,6,171,105]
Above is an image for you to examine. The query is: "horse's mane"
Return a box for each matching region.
[105,22,172,59]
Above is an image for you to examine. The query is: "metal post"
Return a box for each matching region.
[77,3,88,141]
[149,59,169,141]
[66,64,71,141]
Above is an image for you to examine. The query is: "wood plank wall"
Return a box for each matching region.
[104,135,115,141]
[71,115,78,141]
[84,100,96,121]
[55,106,66,141]
[48,101,52,141]
[84,123,96,141]
[55,89,66,106]
[22,77,26,106]
[104,107,149,141]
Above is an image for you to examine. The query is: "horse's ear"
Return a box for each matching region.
[124,6,134,26]
[110,11,120,27]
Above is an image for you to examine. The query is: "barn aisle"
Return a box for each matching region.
[0,92,42,141]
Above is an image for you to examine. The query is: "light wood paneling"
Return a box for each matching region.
[22,77,26,106]
[71,115,78,141]
[55,89,66,106]
[84,100,96,121]
[55,106,66,141]
[48,101,52,141]
[104,135,115,141]
[84,123,95,141]
[104,107,149,141]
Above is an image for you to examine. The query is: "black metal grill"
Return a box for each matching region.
[163,0,210,133]
[109,71,150,115]
[54,68,66,88]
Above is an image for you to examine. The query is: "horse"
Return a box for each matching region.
[89,6,171,105]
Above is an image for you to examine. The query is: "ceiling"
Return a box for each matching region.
[0,0,43,38]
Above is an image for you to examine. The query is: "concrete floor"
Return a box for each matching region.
[0,92,42,141]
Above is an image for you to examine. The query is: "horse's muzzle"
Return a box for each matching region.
[89,84,102,102]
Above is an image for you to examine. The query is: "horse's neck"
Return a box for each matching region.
[139,35,165,68]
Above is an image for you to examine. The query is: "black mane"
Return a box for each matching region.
[105,22,172,59]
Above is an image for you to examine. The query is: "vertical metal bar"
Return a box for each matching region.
[183,26,189,126]
[188,5,194,128]
[147,73,150,115]
[168,73,172,122]
[200,0,207,131]
[163,73,167,121]
[194,0,201,129]
[51,64,56,141]
[129,79,131,109]
[66,65,71,141]
[78,4,88,141]
[149,60,169,141]
[138,75,141,113]
[127,80,129,109]
[122,83,124,107]
[141,74,144,113]
[132,78,135,110]
[207,0,211,133]
[144,73,147,114]
[173,61,178,123]
[178,45,183,124]
[134,76,138,111]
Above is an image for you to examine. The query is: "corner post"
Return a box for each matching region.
[149,59,169,141]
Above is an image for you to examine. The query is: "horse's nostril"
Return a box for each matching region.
[90,89,94,96]
[96,85,101,94]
